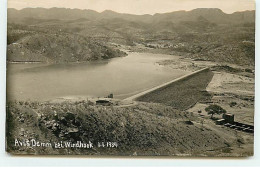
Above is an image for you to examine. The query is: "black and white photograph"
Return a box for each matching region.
[5,0,255,157]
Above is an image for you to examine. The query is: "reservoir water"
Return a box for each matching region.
[7,52,189,101]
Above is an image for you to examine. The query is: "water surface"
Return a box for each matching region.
[7,52,189,101]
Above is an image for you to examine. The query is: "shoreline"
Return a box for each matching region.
[6,51,255,157]
[7,50,255,116]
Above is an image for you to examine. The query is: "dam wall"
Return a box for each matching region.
[124,67,213,110]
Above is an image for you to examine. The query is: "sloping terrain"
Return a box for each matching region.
[8,8,255,66]
[6,101,253,156]
[7,24,127,63]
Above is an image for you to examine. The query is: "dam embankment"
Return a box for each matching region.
[125,68,214,110]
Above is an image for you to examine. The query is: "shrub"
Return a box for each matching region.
[229,102,237,107]
[205,104,226,119]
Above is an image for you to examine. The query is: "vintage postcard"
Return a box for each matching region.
[6,0,255,157]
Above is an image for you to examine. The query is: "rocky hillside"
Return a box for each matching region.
[6,100,252,156]
[7,8,255,65]
[7,24,127,63]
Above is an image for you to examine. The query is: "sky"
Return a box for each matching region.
[8,0,255,15]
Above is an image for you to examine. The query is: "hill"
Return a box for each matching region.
[7,23,127,63]
[6,100,253,156]
[7,8,255,65]
[8,8,255,24]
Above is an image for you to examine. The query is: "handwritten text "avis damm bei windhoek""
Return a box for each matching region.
[14,139,94,149]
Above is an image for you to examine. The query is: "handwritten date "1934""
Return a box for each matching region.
[97,142,118,148]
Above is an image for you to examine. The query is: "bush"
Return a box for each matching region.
[229,102,237,107]
[245,68,252,73]
[205,104,226,119]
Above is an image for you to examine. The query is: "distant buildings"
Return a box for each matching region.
[215,113,254,133]
[107,93,113,98]
[216,113,234,125]
[96,99,111,106]
[222,113,235,123]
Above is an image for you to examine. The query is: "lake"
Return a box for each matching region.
[7,52,189,101]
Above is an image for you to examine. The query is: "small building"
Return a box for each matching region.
[107,93,113,98]
[96,100,111,106]
[223,113,235,123]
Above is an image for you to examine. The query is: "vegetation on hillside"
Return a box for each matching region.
[205,104,226,119]
[7,23,127,63]
[7,100,243,156]
[7,8,255,66]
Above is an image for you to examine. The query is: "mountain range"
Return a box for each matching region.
[7,8,255,66]
[8,8,255,24]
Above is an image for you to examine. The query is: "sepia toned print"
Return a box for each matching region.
[6,0,255,156]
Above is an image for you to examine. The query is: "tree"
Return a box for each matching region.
[205,104,226,119]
